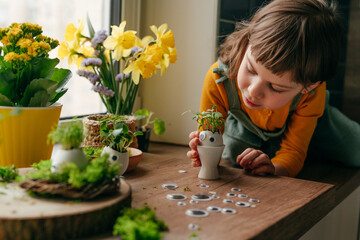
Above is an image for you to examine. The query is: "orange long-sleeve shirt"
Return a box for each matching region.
[200,62,326,177]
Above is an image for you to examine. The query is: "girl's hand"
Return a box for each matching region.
[186,131,201,167]
[236,148,275,175]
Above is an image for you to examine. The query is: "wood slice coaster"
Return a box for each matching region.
[0,178,131,240]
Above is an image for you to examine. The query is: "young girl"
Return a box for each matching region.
[187,0,360,177]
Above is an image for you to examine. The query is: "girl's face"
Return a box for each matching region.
[237,47,304,110]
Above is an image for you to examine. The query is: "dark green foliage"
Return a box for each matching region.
[0,165,18,182]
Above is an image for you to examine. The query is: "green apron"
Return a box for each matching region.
[213,60,360,167]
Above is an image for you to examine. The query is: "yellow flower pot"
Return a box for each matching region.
[0,103,62,167]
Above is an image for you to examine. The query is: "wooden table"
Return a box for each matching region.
[90,142,359,240]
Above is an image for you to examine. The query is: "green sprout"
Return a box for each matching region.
[100,120,143,153]
[47,120,83,150]
[184,104,224,133]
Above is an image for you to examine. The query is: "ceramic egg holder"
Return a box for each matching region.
[51,148,88,173]
[197,130,225,180]
[101,146,129,176]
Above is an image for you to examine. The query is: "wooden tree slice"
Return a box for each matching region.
[0,179,131,240]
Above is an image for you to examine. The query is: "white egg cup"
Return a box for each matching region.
[197,131,225,180]
[51,148,88,173]
[101,146,129,175]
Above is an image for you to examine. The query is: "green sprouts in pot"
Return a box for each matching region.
[100,120,143,153]
[185,104,224,134]
[47,120,83,150]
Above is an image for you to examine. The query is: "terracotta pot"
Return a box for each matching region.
[127,147,143,172]
[0,103,62,167]
[82,114,138,148]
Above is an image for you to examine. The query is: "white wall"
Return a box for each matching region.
[134,0,219,145]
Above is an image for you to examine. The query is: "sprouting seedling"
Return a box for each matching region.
[183,104,224,133]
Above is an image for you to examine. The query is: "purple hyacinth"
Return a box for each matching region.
[81,58,102,67]
[131,46,142,55]
[115,73,125,82]
[115,73,131,82]
[91,85,115,97]
[77,69,101,84]
[91,30,108,48]
[93,50,100,57]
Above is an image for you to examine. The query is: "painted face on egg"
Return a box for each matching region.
[198,131,223,146]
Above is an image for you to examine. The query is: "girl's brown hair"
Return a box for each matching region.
[218,0,343,86]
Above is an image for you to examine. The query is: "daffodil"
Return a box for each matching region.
[64,18,85,44]
[150,23,175,54]
[144,43,162,65]
[135,35,154,48]
[169,47,177,64]
[58,41,81,66]
[103,21,136,60]
[159,53,170,76]
[123,56,156,84]
[59,17,176,115]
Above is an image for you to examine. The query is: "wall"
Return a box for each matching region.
[343,0,360,123]
[135,0,219,145]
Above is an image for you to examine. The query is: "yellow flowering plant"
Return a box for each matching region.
[0,23,71,107]
[58,17,177,116]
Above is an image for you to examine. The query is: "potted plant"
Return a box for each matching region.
[188,105,225,180]
[58,17,176,149]
[0,22,71,167]
[134,109,166,152]
[47,120,88,173]
[100,119,143,175]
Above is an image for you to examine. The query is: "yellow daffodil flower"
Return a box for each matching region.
[150,23,175,54]
[58,41,80,66]
[159,53,170,76]
[169,47,177,64]
[135,35,154,48]
[123,55,156,84]
[64,18,85,44]
[144,43,162,65]
[103,21,136,61]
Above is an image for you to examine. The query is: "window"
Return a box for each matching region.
[0,0,111,117]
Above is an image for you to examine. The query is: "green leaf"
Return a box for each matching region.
[0,69,16,101]
[28,90,50,107]
[49,88,68,105]
[134,109,149,120]
[50,68,72,87]
[31,58,60,79]
[0,93,14,106]
[154,118,165,135]
[87,14,96,38]
[20,78,57,107]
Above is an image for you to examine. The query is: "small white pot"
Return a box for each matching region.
[198,131,223,146]
[51,148,88,173]
[197,145,225,180]
[197,130,224,180]
[101,146,129,176]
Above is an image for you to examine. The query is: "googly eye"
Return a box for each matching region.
[209,136,216,142]
[199,132,206,141]
[112,155,118,161]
